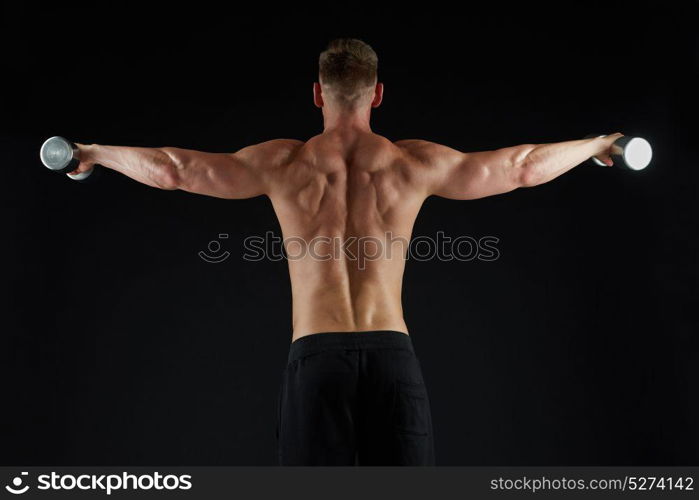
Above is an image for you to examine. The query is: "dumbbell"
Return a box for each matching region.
[40,136,100,182]
[586,134,653,171]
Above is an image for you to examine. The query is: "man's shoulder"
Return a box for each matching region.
[239,139,306,168]
[394,139,440,152]
[255,138,306,153]
[394,139,448,165]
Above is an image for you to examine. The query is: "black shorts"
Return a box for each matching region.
[276,330,435,465]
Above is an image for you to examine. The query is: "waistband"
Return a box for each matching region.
[288,330,413,364]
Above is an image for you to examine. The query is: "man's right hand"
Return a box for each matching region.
[71,143,97,176]
[592,133,624,166]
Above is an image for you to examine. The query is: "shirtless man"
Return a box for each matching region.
[69,39,622,465]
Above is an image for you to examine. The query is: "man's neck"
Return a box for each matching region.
[322,106,373,133]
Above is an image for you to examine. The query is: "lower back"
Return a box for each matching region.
[289,253,409,341]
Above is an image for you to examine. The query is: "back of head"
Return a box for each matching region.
[319,38,378,108]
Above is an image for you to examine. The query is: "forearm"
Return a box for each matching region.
[520,137,608,186]
[78,144,179,189]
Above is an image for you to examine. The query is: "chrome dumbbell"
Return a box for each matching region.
[586,134,653,171]
[40,136,100,182]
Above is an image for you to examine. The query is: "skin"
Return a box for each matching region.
[74,81,622,342]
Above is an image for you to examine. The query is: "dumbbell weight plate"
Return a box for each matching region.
[40,136,80,173]
[614,136,652,171]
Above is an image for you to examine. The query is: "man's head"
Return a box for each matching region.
[315,38,383,112]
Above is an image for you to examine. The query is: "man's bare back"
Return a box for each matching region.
[270,130,427,339]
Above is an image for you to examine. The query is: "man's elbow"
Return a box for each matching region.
[517,150,542,187]
[154,165,180,190]
[518,164,541,187]
[153,149,182,190]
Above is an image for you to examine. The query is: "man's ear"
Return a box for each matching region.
[371,83,384,108]
[313,83,324,108]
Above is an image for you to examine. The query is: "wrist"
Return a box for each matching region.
[589,136,609,156]
[76,143,97,162]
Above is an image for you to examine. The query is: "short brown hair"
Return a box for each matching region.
[319,38,378,104]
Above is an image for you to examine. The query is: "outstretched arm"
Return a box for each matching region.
[72,139,302,199]
[399,134,622,200]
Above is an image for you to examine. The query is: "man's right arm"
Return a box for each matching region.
[398,134,622,200]
[74,139,302,199]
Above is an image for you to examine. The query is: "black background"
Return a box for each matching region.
[1,2,697,465]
